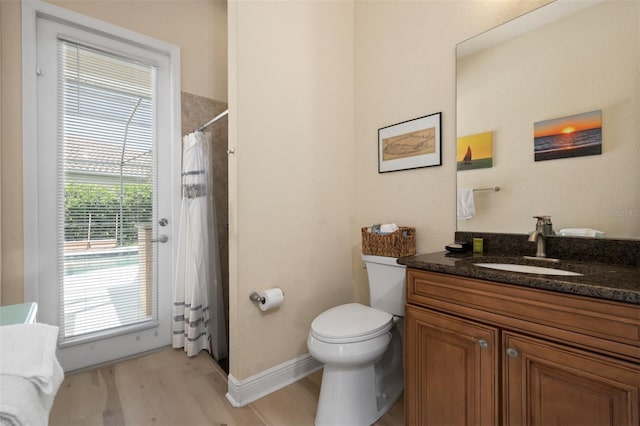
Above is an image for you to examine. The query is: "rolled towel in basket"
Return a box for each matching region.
[379,223,399,234]
[370,223,399,234]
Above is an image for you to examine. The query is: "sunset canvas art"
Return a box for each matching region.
[534,110,602,161]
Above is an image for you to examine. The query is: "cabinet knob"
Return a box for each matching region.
[478,339,489,349]
[506,347,519,358]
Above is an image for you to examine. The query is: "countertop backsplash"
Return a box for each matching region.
[454,232,640,267]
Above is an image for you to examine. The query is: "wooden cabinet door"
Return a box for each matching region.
[405,305,499,426]
[503,332,640,426]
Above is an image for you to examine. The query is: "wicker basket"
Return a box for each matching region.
[361,226,416,257]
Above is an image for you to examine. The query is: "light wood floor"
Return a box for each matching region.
[50,348,404,426]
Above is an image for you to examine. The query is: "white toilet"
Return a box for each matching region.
[307,254,406,426]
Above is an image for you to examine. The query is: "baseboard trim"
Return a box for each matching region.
[226,353,322,407]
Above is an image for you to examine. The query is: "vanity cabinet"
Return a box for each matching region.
[405,305,499,425]
[405,269,640,426]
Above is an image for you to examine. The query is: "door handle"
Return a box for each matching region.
[151,235,168,243]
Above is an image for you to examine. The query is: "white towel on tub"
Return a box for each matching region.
[0,324,64,425]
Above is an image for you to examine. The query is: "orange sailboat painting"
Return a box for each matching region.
[457,131,493,171]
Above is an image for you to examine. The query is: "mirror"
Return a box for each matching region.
[456,0,639,239]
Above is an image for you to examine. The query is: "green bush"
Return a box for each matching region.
[65,182,152,246]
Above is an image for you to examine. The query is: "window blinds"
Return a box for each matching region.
[57,39,159,343]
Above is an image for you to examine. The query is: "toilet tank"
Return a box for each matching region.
[362,254,406,316]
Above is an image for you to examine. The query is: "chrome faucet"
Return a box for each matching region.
[528,215,554,258]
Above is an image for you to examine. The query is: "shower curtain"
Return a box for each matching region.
[172,131,228,360]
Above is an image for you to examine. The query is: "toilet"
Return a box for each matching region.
[307,254,406,426]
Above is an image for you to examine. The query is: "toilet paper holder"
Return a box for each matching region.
[249,289,285,311]
[249,292,265,304]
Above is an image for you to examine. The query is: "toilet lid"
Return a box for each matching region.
[310,303,393,344]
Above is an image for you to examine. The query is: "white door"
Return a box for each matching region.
[27,12,180,372]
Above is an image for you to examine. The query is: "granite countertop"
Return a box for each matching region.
[398,251,640,305]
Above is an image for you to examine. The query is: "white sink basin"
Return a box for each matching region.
[473,263,583,276]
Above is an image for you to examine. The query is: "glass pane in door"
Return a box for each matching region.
[58,40,158,344]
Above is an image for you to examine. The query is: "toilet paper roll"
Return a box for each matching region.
[258,288,284,312]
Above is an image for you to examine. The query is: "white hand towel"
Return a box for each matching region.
[457,188,476,220]
[0,323,63,394]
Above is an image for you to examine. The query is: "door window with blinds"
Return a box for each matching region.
[27,5,177,371]
[58,39,158,344]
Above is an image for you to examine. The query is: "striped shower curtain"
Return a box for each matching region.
[172,131,227,359]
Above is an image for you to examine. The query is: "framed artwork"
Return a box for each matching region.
[378,112,442,173]
[457,131,493,171]
[534,110,602,162]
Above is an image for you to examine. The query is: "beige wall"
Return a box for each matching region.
[227,0,551,381]
[0,0,23,304]
[351,0,550,300]
[228,0,356,379]
[457,0,640,238]
[0,0,227,304]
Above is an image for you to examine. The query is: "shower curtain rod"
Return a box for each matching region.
[196,109,229,132]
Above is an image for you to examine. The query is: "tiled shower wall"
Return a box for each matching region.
[181,92,229,347]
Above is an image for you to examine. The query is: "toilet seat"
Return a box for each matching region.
[310,303,393,344]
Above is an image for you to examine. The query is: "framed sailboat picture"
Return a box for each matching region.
[378,112,442,173]
[457,131,493,171]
